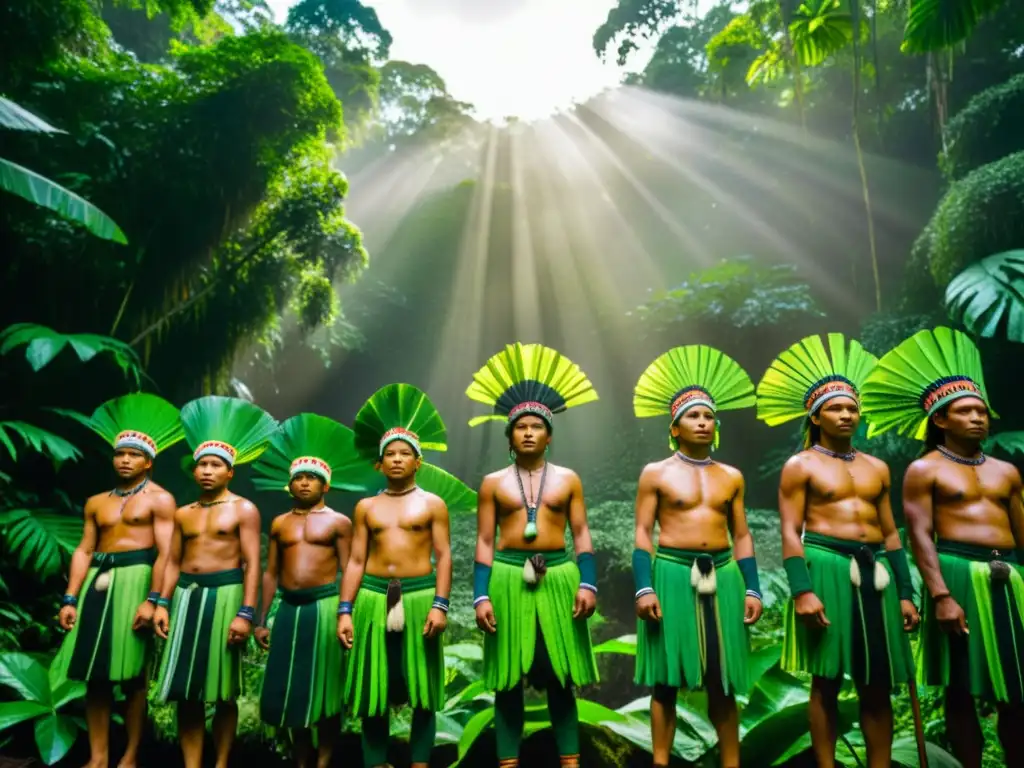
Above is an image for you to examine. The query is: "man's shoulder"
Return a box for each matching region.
[856,451,890,474]
[548,462,580,481]
[145,482,177,509]
[985,454,1022,481]
[712,460,743,479]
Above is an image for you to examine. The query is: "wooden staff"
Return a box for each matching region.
[907,678,929,768]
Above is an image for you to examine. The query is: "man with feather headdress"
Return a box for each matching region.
[863,327,1024,767]
[757,334,917,768]
[251,413,366,768]
[467,343,600,768]
[152,395,278,768]
[338,384,472,768]
[55,394,182,768]
[631,346,763,768]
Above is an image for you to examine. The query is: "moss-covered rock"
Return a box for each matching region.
[942,73,1024,181]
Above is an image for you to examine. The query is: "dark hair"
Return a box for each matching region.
[803,416,819,450]
[924,405,950,455]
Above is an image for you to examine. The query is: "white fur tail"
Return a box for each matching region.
[386,599,405,632]
[93,571,111,593]
[873,561,890,592]
[850,558,862,588]
[523,559,537,585]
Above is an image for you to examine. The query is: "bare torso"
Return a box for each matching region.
[89,481,173,553]
[272,507,350,590]
[490,462,575,551]
[364,489,438,578]
[647,456,741,550]
[922,452,1018,550]
[177,496,253,573]
[801,450,887,543]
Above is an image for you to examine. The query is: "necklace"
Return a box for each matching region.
[197,496,232,508]
[675,451,713,467]
[812,445,857,462]
[111,477,148,498]
[514,462,547,541]
[937,445,986,466]
[382,485,418,497]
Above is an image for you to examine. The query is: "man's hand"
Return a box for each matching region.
[635,593,662,622]
[573,588,597,620]
[475,600,497,634]
[153,606,170,639]
[900,599,920,632]
[227,616,251,645]
[132,600,155,631]
[744,595,763,625]
[935,594,968,635]
[338,614,354,649]
[794,591,830,628]
[423,608,447,639]
[254,626,270,650]
[58,605,77,632]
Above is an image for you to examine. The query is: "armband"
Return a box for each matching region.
[885,548,915,601]
[736,557,761,601]
[61,594,78,608]
[156,597,171,609]
[146,591,160,605]
[432,596,450,613]
[577,551,597,594]
[236,605,255,622]
[784,556,813,597]
[337,601,353,616]
[473,561,492,604]
[632,549,653,599]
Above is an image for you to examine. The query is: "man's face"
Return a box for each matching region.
[377,440,420,481]
[509,415,550,456]
[811,396,860,438]
[671,406,716,447]
[934,396,990,442]
[193,455,233,491]
[112,448,151,480]
[289,472,327,506]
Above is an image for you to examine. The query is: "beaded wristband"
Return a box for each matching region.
[146,591,160,605]
[338,601,353,616]
[745,589,763,602]
[472,595,490,607]
[156,597,171,608]
[432,596,450,614]
[634,586,655,601]
[236,605,255,622]
[61,594,78,607]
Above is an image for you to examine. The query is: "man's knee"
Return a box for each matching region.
[652,684,676,705]
[811,675,842,700]
[855,683,893,709]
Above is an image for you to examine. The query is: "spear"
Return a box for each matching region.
[907,678,929,768]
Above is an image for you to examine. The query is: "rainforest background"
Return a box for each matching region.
[2,0,1024,765]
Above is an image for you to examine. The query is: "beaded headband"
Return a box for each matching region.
[921,376,985,416]
[379,427,421,457]
[804,376,859,415]
[193,440,238,466]
[670,387,716,423]
[114,430,157,458]
[289,456,331,483]
[507,401,553,426]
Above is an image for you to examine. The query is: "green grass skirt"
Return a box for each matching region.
[261,583,344,728]
[782,535,914,686]
[156,569,244,703]
[919,542,1024,702]
[483,549,599,691]
[635,548,750,694]
[344,573,444,717]
[56,549,154,683]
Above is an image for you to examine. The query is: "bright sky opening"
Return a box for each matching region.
[268,0,658,121]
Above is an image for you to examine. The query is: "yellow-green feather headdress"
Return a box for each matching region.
[861,327,993,440]
[252,413,373,493]
[466,343,598,432]
[756,333,877,435]
[87,393,184,459]
[415,463,477,515]
[633,345,755,449]
[180,395,279,466]
[353,383,447,461]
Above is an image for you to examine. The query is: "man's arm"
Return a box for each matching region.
[259,519,281,627]
[335,513,353,573]
[159,509,184,600]
[727,470,754,560]
[474,475,497,567]
[567,471,595,556]
[779,455,816,602]
[431,498,452,601]
[339,500,370,603]
[238,502,262,610]
[903,460,948,599]
[875,461,916,607]
[634,466,658,556]
[148,491,177,595]
[65,498,99,599]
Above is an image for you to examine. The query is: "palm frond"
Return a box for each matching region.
[0,509,82,580]
[0,421,81,467]
[945,250,1024,342]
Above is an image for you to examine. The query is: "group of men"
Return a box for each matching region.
[53,329,1021,768]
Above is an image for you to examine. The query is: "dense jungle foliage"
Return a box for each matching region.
[2,0,1024,766]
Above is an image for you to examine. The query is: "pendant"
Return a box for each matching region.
[524,506,538,541]
[93,571,111,593]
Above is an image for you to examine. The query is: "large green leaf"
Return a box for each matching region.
[0,701,49,731]
[0,421,82,466]
[986,431,1024,457]
[790,0,855,67]
[615,695,717,761]
[0,653,50,705]
[593,634,637,656]
[34,712,80,765]
[891,734,962,767]
[945,250,1024,342]
[0,158,127,244]
[0,509,83,579]
[0,97,65,134]
[903,0,1007,53]
[0,324,142,382]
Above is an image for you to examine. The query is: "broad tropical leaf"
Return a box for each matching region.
[593,634,637,656]
[0,97,64,134]
[0,158,127,244]
[945,250,1024,342]
[0,701,49,731]
[0,653,50,704]
[0,421,81,466]
[985,431,1024,457]
[790,0,855,67]
[34,713,79,765]
[903,0,1007,53]
[891,735,962,767]
[0,324,142,382]
[0,509,83,579]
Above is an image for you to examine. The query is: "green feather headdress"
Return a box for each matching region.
[466,342,598,432]
[756,333,877,431]
[861,327,993,440]
[252,413,374,493]
[180,396,279,466]
[353,383,447,461]
[416,463,477,515]
[634,345,755,449]
[87,393,184,458]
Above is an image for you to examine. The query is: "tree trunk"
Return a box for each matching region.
[778,1,807,131]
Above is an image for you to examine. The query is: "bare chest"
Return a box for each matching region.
[657,465,734,513]
[495,472,571,517]
[366,497,431,535]
[934,464,1010,505]
[278,513,337,548]
[181,504,239,540]
[95,493,153,529]
[807,461,883,504]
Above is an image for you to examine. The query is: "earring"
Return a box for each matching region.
[509,448,515,463]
